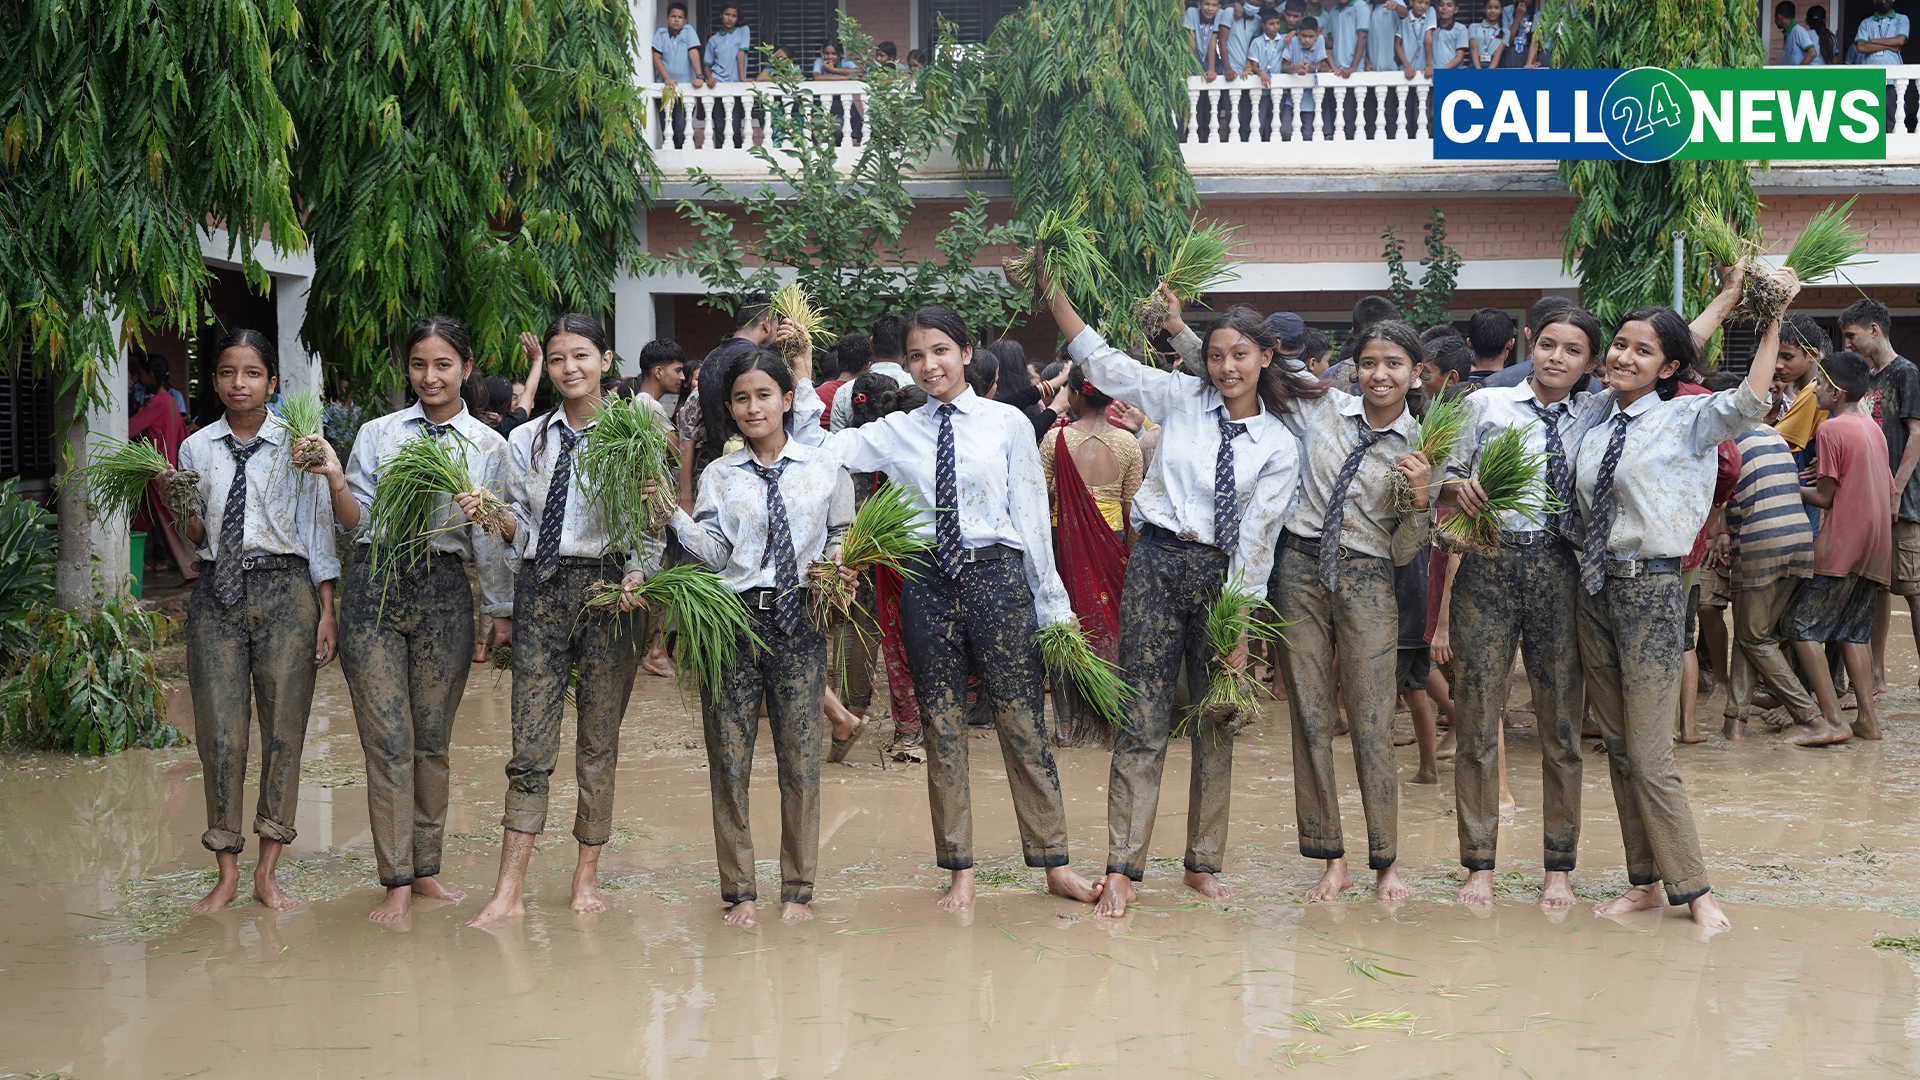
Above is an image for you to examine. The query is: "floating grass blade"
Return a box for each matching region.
[1037,621,1134,728]
[770,282,833,361]
[582,565,762,692]
[1192,574,1288,736]
[1391,394,1473,512]
[1436,425,1561,556]
[75,438,195,522]
[277,390,328,472]
[573,396,678,554]
[806,481,934,626]
[1133,219,1241,337]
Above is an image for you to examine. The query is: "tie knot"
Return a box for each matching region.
[937,402,957,418]
[421,421,452,439]
[1218,416,1247,440]
[556,425,578,452]
[1613,411,1634,431]
[224,435,264,462]
[748,459,789,486]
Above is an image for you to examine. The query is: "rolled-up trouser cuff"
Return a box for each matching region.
[723,888,757,904]
[1544,850,1577,873]
[379,873,417,889]
[574,813,611,846]
[781,886,814,904]
[1300,840,1345,862]
[1108,863,1146,882]
[1628,870,1662,887]
[1666,880,1711,906]
[1184,858,1220,876]
[1368,853,1397,872]
[502,800,549,837]
[1460,855,1496,873]
[937,854,975,872]
[254,816,298,845]
[202,828,246,854]
[1023,852,1069,869]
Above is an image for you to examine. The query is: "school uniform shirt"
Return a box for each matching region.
[505,410,664,575]
[671,440,854,592]
[1570,381,1770,563]
[1504,9,1537,63]
[1467,22,1505,64]
[1445,381,1605,535]
[1183,6,1230,68]
[1324,0,1368,68]
[819,387,1076,627]
[1855,12,1910,64]
[178,416,343,587]
[343,402,515,616]
[1722,427,1814,590]
[1781,21,1823,63]
[651,25,702,83]
[706,23,752,82]
[1068,327,1302,591]
[1812,412,1894,584]
[1289,392,1428,566]
[1429,20,1471,65]
[1223,2,1261,74]
[1397,7,1436,68]
[1249,31,1290,76]
[1365,1,1404,71]
[1280,37,1329,107]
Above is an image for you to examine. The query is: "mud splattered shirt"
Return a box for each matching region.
[178,415,342,586]
[672,440,854,592]
[1288,391,1429,566]
[505,409,664,574]
[1446,380,1606,535]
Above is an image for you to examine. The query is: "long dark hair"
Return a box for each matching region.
[532,312,612,455]
[848,371,924,427]
[402,315,485,415]
[1807,5,1837,63]
[1614,306,1697,402]
[1199,305,1326,418]
[1349,318,1429,417]
[720,347,796,441]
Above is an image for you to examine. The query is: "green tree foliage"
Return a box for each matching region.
[0,596,178,754]
[0,0,306,404]
[646,18,1021,340]
[278,0,656,398]
[956,0,1198,320]
[1552,0,1763,328]
[0,479,57,668]
[1383,208,1464,331]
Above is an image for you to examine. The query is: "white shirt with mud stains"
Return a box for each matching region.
[1288,391,1429,566]
[505,409,664,576]
[671,439,855,592]
[1572,380,1770,562]
[817,386,1076,627]
[177,415,342,587]
[1446,380,1609,535]
[342,401,515,617]
[1068,326,1301,592]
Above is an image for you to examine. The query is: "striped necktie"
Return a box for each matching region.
[1214,414,1249,553]
[1319,414,1384,592]
[1525,399,1571,537]
[533,426,579,584]
[1579,412,1636,595]
[933,403,963,578]
[214,436,267,608]
[746,458,801,636]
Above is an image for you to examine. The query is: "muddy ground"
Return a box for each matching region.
[6,601,1920,1078]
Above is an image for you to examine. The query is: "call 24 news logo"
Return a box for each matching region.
[1433,67,1887,162]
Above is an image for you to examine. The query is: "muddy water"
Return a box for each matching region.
[7,647,1920,1079]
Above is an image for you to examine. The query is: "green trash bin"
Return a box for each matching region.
[130,532,146,600]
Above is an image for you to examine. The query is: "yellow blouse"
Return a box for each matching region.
[1040,424,1145,531]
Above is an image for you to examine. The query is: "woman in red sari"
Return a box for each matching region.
[129,373,198,582]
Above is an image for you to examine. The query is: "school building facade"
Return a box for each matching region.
[619,0,1920,365]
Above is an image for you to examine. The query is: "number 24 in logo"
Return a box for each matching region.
[1611,82,1683,145]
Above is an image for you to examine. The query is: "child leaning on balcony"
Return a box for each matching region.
[1279,16,1330,140]
[1467,0,1506,67]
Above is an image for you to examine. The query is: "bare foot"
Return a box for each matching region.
[724,900,757,926]
[1305,858,1354,901]
[191,872,240,914]
[642,653,675,679]
[571,846,606,914]
[1412,763,1438,785]
[1393,729,1415,747]
[1376,865,1409,902]
[1853,713,1884,741]
[1676,728,1708,745]
[1541,870,1576,909]
[1045,865,1101,903]
[1456,869,1494,905]
[1786,718,1850,747]
[252,872,298,911]
[1840,690,1860,711]
[1722,716,1745,741]
[1591,883,1662,917]
[1436,730,1456,761]
[938,868,977,911]
[411,876,466,904]
[465,889,525,927]
[369,886,412,923]
[1094,873,1135,917]
[472,643,489,664]
[1688,891,1731,930]
[781,901,813,923]
[1184,869,1234,900]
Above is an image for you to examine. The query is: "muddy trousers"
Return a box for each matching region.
[1727,577,1819,724]
[833,577,879,709]
[1575,572,1712,905]
[1272,542,1401,870]
[186,562,320,854]
[899,553,1071,871]
[1450,539,1584,873]
[700,606,827,905]
[503,558,643,844]
[1106,532,1235,881]
[340,553,474,888]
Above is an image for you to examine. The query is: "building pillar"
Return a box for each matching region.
[613,214,656,376]
[275,273,322,398]
[55,317,131,606]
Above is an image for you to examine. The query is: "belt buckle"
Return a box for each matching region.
[1610,558,1642,580]
[241,555,257,571]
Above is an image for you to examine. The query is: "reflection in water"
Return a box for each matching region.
[4,665,1920,1077]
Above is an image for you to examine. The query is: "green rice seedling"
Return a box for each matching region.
[573,396,678,552]
[1436,425,1561,556]
[277,391,328,472]
[1872,933,1920,953]
[365,433,510,586]
[1192,574,1288,735]
[806,481,934,625]
[77,438,202,522]
[1391,393,1473,512]
[1697,197,1872,326]
[770,282,833,362]
[1687,201,1756,270]
[1038,620,1134,728]
[1003,197,1118,312]
[582,565,762,692]
[1132,220,1241,336]
[1781,194,1874,287]
[1340,1008,1418,1034]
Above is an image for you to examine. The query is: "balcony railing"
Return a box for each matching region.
[642,65,1920,176]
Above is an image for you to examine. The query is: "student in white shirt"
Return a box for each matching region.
[165,329,341,916]
[1775,3,1821,64]
[1397,0,1437,77]
[1246,6,1294,140]
[1280,17,1331,139]
[821,306,1101,913]
[1045,282,1314,918]
[1185,0,1234,141]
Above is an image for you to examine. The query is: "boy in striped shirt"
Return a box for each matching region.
[1714,424,1817,740]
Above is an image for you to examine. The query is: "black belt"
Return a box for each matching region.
[197,553,308,572]
[1605,556,1682,578]
[1140,522,1203,544]
[964,543,1021,563]
[1497,529,1556,547]
[357,548,461,568]
[1282,531,1378,561]
[522,555,630,570]
[740,586,802,610]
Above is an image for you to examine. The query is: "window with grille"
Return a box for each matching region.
[0,371,58,480]
[922,0,1025,47]
[710,0,841,76]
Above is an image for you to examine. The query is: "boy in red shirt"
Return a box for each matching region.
[1782,350,1893,746]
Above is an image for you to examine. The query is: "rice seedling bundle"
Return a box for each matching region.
[1038,621,1134,728]
[1691,197,1872,326]
[1194,575,1288,735]
[1132,220,1241,337]
[1003,197,1118,312]
[1435,425,1561,556]
[1390,394,1472,512]
[365,433,510,583]
[573,397,678,553]
[770,283,833,362]
[805,481,934,626]
[582,565,762,692]
[76,438,203,522]
[276,391,329,472]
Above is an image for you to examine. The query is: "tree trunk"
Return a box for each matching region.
[53,384,96,610]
